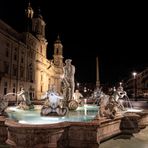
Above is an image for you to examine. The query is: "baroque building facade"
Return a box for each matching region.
[0,3,64,100]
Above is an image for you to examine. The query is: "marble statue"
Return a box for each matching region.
[105,86,127,118]
[63,59,75,100]
[92,87,103,104]
[41,88,68,116]
[73,89,83,105]
[95,89,110,118]
[112,86,127,102]
[0,95,8,116]
[17,88,34,110]
[61,78,70,100]
[95,86,127,119]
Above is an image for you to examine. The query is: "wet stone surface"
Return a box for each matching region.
[100,126,148,148]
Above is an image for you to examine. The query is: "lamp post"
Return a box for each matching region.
[132,72,137,101]
[77,82,80,89]
[119,82,122,87]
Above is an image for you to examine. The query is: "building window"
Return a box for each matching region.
[29,71,33,82]
[41,85,42,92]
[21,57,24,63]
[28,64,33,82]
[13,65,17,76]
[41,74,43,81]
[20,67,24,78]
[4,88,7,95]
[4,62,9,74]
[4,82,7,95]
[13,53,17,61]
[6,50,9,57]
[48,79,51,89]
[40,45,42,53]
[6,42,10,47]
[30,51,33,58]
[13,88,15,96]
[4,82,7,87]
[29,92,32,100]
[12,83,16,96]
[13,83,16,87]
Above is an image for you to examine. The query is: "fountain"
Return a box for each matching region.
[1,87,148,148]
[1,61,148,148]
[4,101,99,147]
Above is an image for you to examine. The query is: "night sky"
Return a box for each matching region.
[0,0,147,86]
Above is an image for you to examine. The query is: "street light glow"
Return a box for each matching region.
[132,72,137,78]
[132,72,137,100]
[119,82,122,86]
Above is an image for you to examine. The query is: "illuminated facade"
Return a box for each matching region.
[0,3,64,100]
[125,68,148,97]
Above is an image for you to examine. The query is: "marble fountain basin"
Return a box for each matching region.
[4,104,101,148]
[1,105,147,148]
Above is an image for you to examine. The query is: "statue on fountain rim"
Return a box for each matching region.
[41,85,68,116]
[105,86,127,119]
[17,87,34,110]
[73,89,84,106]
[0,95,8,116]
[95,85,128,120]
[62,59,80,110]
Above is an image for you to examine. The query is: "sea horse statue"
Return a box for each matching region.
[95,86,127,119]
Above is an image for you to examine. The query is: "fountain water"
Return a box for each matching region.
[6,103,98,124]
[123,96,143,113]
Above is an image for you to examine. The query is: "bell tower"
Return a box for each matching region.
[30,8,47,57]
[53,35,63,67]
[25,2,34,32]
[32,8,46,40]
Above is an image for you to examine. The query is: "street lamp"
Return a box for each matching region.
[119,82,122,87]
[77,82,80,88]
[132,72,137,101]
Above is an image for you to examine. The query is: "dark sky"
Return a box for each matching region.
[0,0,147,86]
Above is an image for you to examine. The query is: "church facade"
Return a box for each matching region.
[0,3,64,100]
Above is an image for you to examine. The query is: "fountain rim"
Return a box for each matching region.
[5,118,100,128]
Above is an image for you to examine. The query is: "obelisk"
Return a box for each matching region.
[96,56,100,88]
